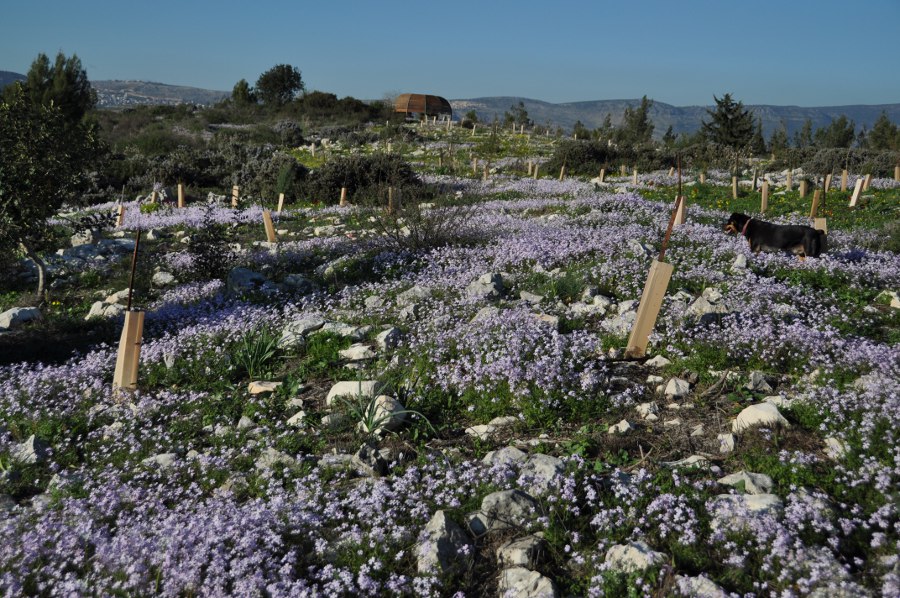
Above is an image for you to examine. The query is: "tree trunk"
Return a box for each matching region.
[19,241,47,301]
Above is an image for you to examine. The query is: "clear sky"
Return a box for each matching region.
[2,0,899,107]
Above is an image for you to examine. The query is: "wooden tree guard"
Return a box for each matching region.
[472,124,477,136]
[150,190,158,204]
[231,185,240,208]
[799,179,808,198]
[809,189,821,218]
[668,167,674,176]
[786,171,793,191]
[633,168,638,185]
[895,165,900,181]
[673,195,686,226]
[472,158,477,174]
[824,173,833,190]
[620,165,627,176]
[116,205,126,227]
[527,160,533,176]
[177,184,185,208]
[761,181,769,213]
[262,210,276,242]
[599,168,606,183]
[559,165,566,181]
[388,187,397,214]
[813,217,828,234]
[277,193,285,214]
[113,228,144,393]
[113,310,144,392]
[625,196,682,359]
[533,164,539,180]
[732,176,739,199]
[339,187,348,206]
[849,178,864,207]
[840,169,848,191]
[699,172,706,184]
[863,174,872,191]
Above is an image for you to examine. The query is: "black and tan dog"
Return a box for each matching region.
[724,213,827,260]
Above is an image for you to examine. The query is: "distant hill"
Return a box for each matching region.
[92,80,229,107]
[0,70,26,88]
[451,96,900,140]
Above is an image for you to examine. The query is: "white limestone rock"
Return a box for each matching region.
[325,380,382,407]
[497,535,546,569]
[339,343,376,361]
[416,510,472,575]
[717,471,774,495]
[498,567,558,598]
[605,541,666,573]
[732,402,790,433]
[0,307,42,330]
[608,419,633,435]
[665,378,691,400]
[468,489,540,535]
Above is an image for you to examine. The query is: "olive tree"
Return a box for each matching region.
[0,86,103,297]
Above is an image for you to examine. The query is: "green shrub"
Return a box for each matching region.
[306,153,421,205]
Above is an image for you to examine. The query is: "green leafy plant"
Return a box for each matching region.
[231,328,281,380]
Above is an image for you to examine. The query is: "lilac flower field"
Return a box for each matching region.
[1,166,899,597]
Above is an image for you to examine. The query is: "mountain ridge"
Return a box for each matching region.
[1,72,896,137]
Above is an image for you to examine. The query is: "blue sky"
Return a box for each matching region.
[2,0,899,107]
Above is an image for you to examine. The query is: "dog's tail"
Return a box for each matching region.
[808,229,827,257]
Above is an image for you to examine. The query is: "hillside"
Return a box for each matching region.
[0,70,26,88]
[92,80,229,107]
[452,96,900,139]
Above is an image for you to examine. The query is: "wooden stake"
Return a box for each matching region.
[472,158,477,174]
[533,164,539,180]
[786,171,793,191]
[559,165,566,181]
[799,179,808,198]
[150,190,158,204]
[339,187,348,206]
[231,185,240,208]
[732,176,739,200]
[527,160,533,176]
[752,169,758,190]
[483,165,489,181]
[895,165,900,182]
[599,168,606,183]
[277,193,285,214]
[668,167,675,176]
[116,205,126,227]
[824,173,833,191]
[809,189,821,218]
[113,310,144,392]
[849,178,864,207]
[472,124,477,136]
[177,184,185,208]
[699,172,706,184]
[840,169,848,192]
[633,168,638,185]
[761,181,769,213]
[388,187,395,214]
[262,210,276,243]
[863,174,872,191]
[813,217,828,234]
[620,165,627,176]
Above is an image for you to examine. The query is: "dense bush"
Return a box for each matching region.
[305,153,421,205]
[772,147,900,176]
[545,140,674,175]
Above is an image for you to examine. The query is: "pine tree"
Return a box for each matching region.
[813,115,855,148]
[700,93,754,150]
[768,122,789,155]
[231,79,256,106]
[3,52,95,123]
[867,111,898,150]
[750,119,767,156]
[616,96,654,146]
[662,125,677,147]
[793,119,813,148]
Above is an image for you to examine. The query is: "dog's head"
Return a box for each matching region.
[724,212,749,234]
